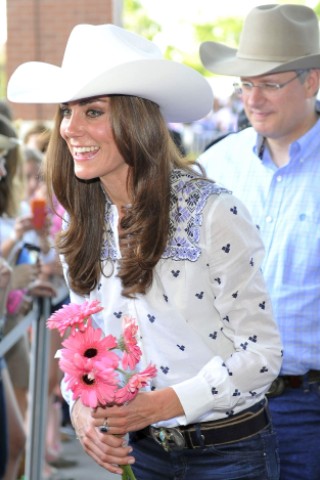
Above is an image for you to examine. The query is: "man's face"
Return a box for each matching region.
[239,70,317,143]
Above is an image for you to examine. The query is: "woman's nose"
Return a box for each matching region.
[61,111,84,137]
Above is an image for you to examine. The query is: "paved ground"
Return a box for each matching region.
[50,429,120,480]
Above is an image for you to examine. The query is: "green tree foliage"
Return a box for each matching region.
[314,2,320,16]
[193,18,243,75]
[194,18,243,47]
[124,0,161,40]
[123,0,244,76]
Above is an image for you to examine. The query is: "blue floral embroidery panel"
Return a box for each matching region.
[101,201,118,261]
[100,168,230,262]
[164,169,229,261]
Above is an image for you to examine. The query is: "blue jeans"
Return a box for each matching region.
[268,382,320,480]
[129,424,279,480]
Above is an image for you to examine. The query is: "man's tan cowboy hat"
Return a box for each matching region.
[7,23,213,123]
[200,4,320,77]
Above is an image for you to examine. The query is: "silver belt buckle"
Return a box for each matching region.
[150,426,185,451]
[267,377,285,397]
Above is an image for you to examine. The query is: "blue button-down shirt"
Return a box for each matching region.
[199,121,320,375]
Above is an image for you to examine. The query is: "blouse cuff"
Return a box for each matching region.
[171,356,237,424]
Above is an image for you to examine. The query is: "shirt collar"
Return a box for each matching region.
[253,117,320,163]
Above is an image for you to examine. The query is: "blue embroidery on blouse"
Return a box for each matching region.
[101,203,118,261]
[163,169,229,261]
[101,168,229,262]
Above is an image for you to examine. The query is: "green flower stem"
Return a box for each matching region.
[122,464,136,479]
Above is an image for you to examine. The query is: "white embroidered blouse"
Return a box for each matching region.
[64,169,282,427]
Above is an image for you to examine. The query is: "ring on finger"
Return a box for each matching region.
[99,418,109,433]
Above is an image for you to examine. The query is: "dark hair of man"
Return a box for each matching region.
[46,95,196,297]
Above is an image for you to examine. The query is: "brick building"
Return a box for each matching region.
[5,0,123,120]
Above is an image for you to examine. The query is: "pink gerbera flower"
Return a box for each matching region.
[114,363,157,404]
[62,353,120,407]
[61,321,118,365]
[59,321,120,407]
[119,315,142,370]
[47,299,103,337]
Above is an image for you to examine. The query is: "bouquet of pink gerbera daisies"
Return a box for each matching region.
[47,299,157,480]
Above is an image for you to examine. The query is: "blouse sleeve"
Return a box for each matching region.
[171,193,282,423]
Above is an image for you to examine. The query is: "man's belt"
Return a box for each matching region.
[133,400,270,451]
[267,369,320,397]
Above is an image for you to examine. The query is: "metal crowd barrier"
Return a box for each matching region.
[0,297,51,480]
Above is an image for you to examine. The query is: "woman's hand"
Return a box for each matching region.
[1,215,34,258]
[91,388,184,435]
[71,400,135,476]
[14,214,34,239]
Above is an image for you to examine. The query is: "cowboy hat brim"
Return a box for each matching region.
[8,58,213,123]
[200,41,320,77]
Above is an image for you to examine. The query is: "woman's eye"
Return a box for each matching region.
[87,109,103,118]
[60,106,71,117]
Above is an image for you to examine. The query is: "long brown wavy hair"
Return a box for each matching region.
[46,95,195,298]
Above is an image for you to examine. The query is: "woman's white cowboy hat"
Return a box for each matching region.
[7,23,213,123]
[200,4,320,77]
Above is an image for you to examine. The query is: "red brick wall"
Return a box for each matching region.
[6,0,119,120]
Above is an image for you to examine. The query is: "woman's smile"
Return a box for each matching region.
[71,145,100,161]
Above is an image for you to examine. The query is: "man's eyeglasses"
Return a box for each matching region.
[233,71,307,95]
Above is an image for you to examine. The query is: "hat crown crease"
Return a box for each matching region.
[61,24,162,85]
[238,6,320,61]
[199,4,320,77]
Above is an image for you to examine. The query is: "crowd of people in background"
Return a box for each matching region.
[0,101,76,480]
[170,92,245,156]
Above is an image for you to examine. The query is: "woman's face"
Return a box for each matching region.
[59,96,129,195]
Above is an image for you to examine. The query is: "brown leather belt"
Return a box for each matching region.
[133,400,270,451]
[267,370,320,397]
